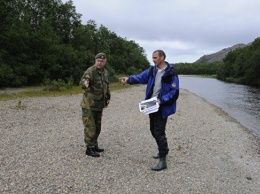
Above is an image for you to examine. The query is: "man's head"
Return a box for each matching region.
[95,53,107,69]
[152,50,166,67]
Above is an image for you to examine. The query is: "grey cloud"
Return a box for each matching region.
[66,0,260,62]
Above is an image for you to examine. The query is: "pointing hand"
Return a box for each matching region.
[119,77,129,84]
[84,79,90,88]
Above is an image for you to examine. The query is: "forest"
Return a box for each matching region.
[1,1,259,88]
[0,0,150,88]
[174,37,260,86]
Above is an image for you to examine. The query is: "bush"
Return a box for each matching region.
[42,79,66,91]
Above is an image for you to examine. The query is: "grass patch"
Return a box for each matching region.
[10,100,27,110]
[0,81,135,101]
[0,87,81,101]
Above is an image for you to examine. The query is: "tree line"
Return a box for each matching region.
[174,37,260,86]
[0,0,150,88]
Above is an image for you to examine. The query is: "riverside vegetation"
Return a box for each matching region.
[0,0,150,88]
[174,37,260,86]
[0,77,133,102]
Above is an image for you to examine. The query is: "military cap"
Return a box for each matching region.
[95,53,106,59]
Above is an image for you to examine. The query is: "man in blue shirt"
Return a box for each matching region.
[119,50,179,171]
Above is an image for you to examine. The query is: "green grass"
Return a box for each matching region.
[10,100,27,110]
[0,81,133,101]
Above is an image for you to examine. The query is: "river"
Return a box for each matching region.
[179,76,260,137]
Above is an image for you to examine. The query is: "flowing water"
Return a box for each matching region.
[179,76,260,136]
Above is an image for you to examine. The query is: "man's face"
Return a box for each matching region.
[95,58,106,69]
[152,52,163,66]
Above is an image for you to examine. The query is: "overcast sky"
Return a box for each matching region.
[64,0,260,64]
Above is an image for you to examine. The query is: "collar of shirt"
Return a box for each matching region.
[156,66,167,73]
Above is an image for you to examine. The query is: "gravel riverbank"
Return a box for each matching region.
[0,85,259,193]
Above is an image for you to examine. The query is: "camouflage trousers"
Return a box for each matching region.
[82,108,103,148]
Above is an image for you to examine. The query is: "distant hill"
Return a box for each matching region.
[195,43,247,63]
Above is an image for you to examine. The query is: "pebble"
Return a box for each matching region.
[0,85,259,193]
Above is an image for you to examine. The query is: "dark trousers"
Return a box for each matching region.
[149,110,169,157]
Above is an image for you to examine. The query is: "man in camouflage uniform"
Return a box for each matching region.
[80,53,111,157]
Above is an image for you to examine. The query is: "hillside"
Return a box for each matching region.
[195,43,247,63]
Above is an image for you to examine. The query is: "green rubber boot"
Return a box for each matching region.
[151,157,167,171]
[152,153,160,159]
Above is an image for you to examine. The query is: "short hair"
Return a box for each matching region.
[153,50,166,60]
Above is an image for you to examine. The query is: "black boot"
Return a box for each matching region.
[151,157,167,171]
[86,148,100,157]
[95,147,104,152]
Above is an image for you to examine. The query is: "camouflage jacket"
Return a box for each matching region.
[80,65,111,111]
